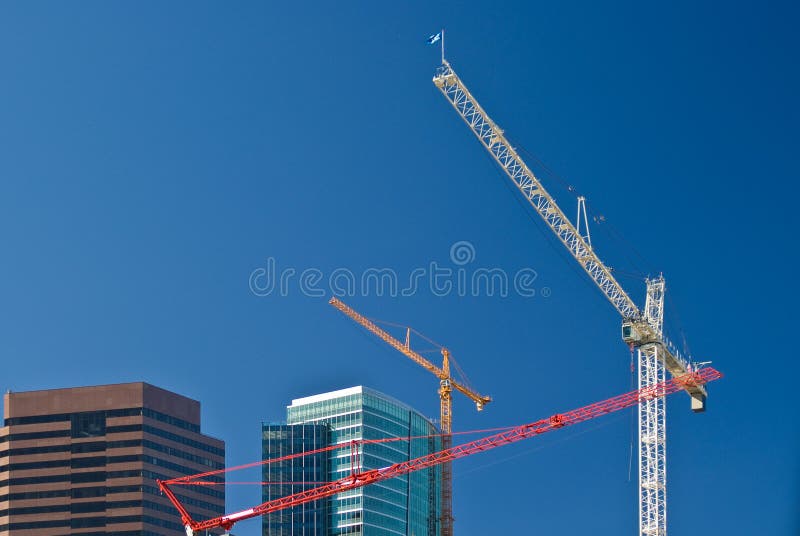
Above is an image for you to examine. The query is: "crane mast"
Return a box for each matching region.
[432,59,709,536]
[329,297,490,536]
[159,368,722,535]
[640,277,668,535]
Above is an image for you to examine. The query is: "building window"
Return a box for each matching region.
[72,411,106,438]
[71,471,106,484]
[70,501,106,514]
[71,486,107,498]
[71,456,106,469]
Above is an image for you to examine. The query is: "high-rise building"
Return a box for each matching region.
[262,423,328,536]
[0,382,225,536]
[263,386,441,536]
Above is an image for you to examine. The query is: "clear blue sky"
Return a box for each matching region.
[1,1,797,534]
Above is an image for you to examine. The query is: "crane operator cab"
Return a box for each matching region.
[621,321,642,345]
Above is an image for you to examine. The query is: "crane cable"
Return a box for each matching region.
[168,424,523,486]
[370,317,478,391]
[628,344,636,482]
[510,135,655,279]
[474,132,611,312]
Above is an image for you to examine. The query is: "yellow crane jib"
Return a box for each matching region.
[328,296,490,536]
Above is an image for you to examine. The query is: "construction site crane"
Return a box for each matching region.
[159,368,722,535]
[329,296,490,536]
[432,58,710,536]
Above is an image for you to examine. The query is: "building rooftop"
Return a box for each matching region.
[3,382,202,428]
[289,385,432,422]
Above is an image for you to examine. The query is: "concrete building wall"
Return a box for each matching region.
[0,382,225,536]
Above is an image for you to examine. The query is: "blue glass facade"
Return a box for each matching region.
[282,386,441,536]
[262,424,329,536]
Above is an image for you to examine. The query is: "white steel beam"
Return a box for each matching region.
[433,61,640,320]
[432,60,706,410]
[639,277,667,535]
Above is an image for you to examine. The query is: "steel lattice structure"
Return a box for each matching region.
[640,277,667,535]
[433,61,638,320]
[158,369,722,535]
[432,59,709,536]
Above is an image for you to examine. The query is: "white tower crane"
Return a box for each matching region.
[432,58,708,536]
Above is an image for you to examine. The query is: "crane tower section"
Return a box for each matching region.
[639,276,668,535]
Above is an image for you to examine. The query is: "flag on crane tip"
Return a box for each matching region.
[427,32,441,45]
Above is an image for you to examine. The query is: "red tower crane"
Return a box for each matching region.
[158,368,722,535]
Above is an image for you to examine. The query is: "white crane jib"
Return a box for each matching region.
[432,60,707,411]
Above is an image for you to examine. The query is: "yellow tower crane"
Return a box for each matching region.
[329,297,491,536]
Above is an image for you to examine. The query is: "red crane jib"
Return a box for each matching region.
[158,367,722,532]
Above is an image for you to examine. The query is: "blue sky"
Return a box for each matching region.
[1,1,797,534]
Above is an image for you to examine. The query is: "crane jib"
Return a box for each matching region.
[432,60,707,408]
[158,368,722,534]
[432,62,639,320]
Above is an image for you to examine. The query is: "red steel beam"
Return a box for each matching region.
[159,367,722,533]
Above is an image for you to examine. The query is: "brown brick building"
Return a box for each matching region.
[0,383,225,535]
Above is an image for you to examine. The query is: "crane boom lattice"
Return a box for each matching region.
[328,297,491,536]
[433,61,639,319]
[159,368,722,535]
[432,58,712,536]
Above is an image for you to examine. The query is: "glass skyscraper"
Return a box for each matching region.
[263,386,441,536]
[262,424,328,536]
